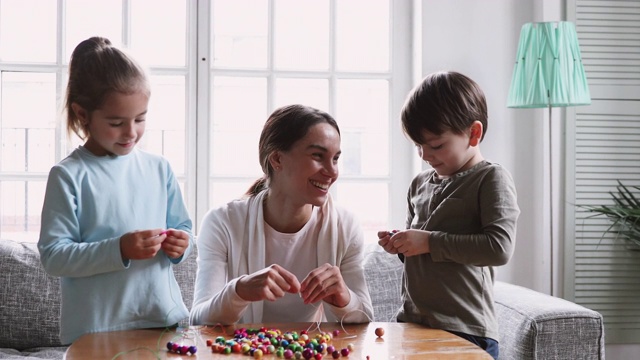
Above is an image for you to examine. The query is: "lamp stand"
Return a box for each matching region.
[548,102,554,296]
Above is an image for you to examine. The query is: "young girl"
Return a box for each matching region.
[38,37,193,345]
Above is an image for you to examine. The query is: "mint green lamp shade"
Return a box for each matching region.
[508,21,591,108]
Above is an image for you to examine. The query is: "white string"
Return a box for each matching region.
[337,308,375,339]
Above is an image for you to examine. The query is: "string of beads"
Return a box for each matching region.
[166,341,197,356]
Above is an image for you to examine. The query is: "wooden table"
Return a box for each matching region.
[65,322,492,359]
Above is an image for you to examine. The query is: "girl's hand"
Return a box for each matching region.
[390,229,430,257]
[236,264,301,302]
[377,230,399,254]
[120,229,165,260]
[161,229,190,259]
[300,263,350,308]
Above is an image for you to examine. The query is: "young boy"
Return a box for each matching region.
[377,71,519,360]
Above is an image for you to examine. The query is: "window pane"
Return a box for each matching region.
[336,182,389,245]
[0,180,45,243]
[336,79,389,176]
[274,78,329,112]
[1,72,57,172]
[211,77,266,177]
[274,0,329,70]
[0,0,56,63]
[213,0,268,69]
[130,0,187,67]
[336,0,389,72]
[1,128,25,172]
[210,180,254,209]
[142,75,187,175]
[65,0,122,62]
[27,129,56,173]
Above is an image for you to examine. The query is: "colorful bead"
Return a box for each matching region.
[375,327,385,337]
[166,341,197,355]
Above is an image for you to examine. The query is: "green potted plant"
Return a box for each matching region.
[582,180,640,248]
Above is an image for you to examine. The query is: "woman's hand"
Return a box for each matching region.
[161,229,190,259]
[300,263,350,308]
[236,264,301,302]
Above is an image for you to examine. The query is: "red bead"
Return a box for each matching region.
[332,350,341,359]
[341,348,350,357]
[375,327,385,337]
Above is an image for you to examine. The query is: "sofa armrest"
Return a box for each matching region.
[0,240,62,350]
[494,281,605,360]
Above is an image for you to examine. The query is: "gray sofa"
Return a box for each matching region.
[0,239,605,359]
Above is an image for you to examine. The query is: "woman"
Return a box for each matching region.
[190,104,373,325]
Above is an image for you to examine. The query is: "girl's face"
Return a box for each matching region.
[77,91,149,157]
[274,122,341,207]
[416,123,481,178]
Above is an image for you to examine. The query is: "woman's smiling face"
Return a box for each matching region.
[276,122,341,207]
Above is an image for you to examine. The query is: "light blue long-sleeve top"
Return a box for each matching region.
[38,146,193,345]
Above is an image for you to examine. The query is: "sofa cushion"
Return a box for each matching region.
[0,346,67,359]
[363,245,403,322]
[494,281,605,360]
[0,240,62,350]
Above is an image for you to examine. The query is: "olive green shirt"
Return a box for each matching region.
[398,160,519,340]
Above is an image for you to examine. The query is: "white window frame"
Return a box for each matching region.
[0,0,416,242]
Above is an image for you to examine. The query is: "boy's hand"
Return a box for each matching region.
[377,230,399,254]
[390,229,430,257]
[236,264,301,302]
[300,263,350,308]
[161,229,190,259]
[120,229,165,260]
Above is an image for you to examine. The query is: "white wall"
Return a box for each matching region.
[417,0,639,357]
[418,0,543,289]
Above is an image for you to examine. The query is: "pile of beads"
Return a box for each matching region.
[166,341,197,356]
[204,327,355,359]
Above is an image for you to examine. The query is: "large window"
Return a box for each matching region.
[0,0,413,244]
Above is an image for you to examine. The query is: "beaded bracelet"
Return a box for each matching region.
[166,341,197,355]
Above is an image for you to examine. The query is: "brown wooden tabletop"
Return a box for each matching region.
[64,321,492,359]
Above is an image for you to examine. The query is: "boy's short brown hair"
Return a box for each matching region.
[401,71,488,144]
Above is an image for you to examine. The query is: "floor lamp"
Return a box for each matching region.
[507,21,591,295]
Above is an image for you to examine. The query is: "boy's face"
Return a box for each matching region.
[416,124,482,178]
